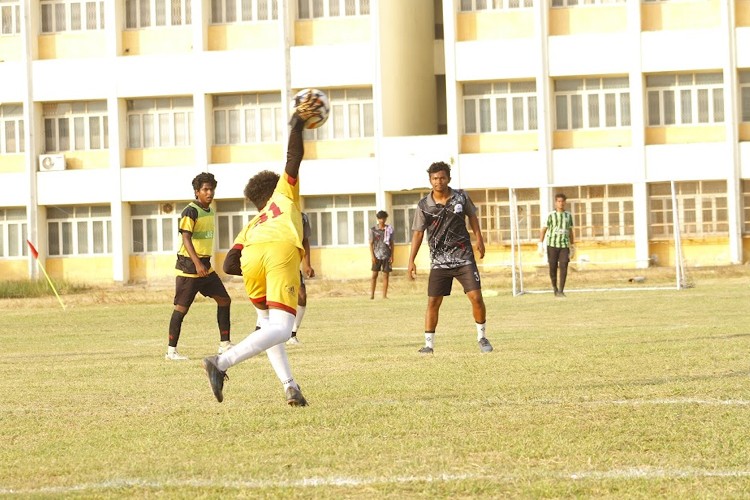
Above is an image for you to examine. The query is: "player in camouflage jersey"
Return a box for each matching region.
[539,193,575,297]
[407,161,493,355]
[369,210,394,299]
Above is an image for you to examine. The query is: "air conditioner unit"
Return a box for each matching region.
[39,154,66,172]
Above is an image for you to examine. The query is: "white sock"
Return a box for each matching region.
[425,332,434,349]
[255,308,269,329]
[265,343,298,390]
[167,346,177,354]
[218,309,294,371]
[476,322,486,341]
[293,305,306,333]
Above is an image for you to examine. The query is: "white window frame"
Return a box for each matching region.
[303,195,376,247]
[210,0,278,23]
[303,88,374,141]
[0,104,24,154]
[216,199,258,250]
[391,192,428,245]
[213,93,283,145]
[646,73,724,127]
[460,0,534,10]
[649,181,728,239]
[40,1,105,33]
[0,207,27,258]
[558,185,634,241]
[552,0,625,7]
[740,71,750,123]
[125,0,191,28]
[555,77,631,130]
[297,0,370,19]
[43,101,108,153]
[469,188,540,245]
[47,205,112,256]
[463,81,538,134]
[0,0,21,35]
[131,202,184,254]
[127,97,193,148]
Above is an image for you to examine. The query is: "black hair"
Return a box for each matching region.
[244,170,280,210]
[376,210,388,219]
[426,161,451,177]
[192,172,217,192]
[555,193,567,201]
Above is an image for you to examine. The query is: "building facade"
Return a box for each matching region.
[1,0,750,284]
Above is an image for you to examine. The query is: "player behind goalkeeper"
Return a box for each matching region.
[165,172,232,361]
[539,193,575,297]
[202,106,316,406]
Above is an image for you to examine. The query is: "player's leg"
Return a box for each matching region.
[201,273,233,353]
[547,246,560,294]
[557,247,571,296]
[370,260,380,299]
[419,268,451,354]
[166,276,198,360]
[382,259,392,299]
[288,271,305,345]
[457,264,492,353]
[265,315,307,406]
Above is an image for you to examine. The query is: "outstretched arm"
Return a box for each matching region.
[285,115,306,180]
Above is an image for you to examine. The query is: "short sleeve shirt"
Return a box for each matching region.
[369,225,392,260]
[544,210,574,248]
[412,188,477,270]
[175,201,214,276]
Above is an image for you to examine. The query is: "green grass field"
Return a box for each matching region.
[2,267,750,498]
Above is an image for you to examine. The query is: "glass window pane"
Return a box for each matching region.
[337,211,349,245]
[162,218,174,250]
[146,219,158,251]
[133,219,144,252]
[78,221,89,254]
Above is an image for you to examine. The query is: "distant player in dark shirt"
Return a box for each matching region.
[407,161,493,355]
[369,210,394,299]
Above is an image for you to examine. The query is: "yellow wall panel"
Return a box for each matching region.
[0,154,25,173]
[0,260,28,280]
[739,123,750,141]
[46,256,113,283]
[302,138,374,159]
[645,125,725,145]
[122,28,192,55]
[211,144,283,163]
[738,0,750,26]
[129,254,176,282]
[63,150,110,170]
[125,147,194,167]
[549,5,627,36]
[642,0,721,31]
[38,32,107,59]
[461,132,538,153]
[207,24,280,50]
[651,237,731,267]
[457,11,534,40]
[553,129,631,149]
[0,36,22,61]
[294,18,370,46]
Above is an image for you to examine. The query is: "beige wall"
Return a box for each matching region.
[738,0,750,26]
[553,129,632,149]
[0,36,23,61]
[645,125,725,145]
[211,144,283,164]
[549,5,627,36]
[642,0,721,31]
[38,32,107,59]
[0,154,25,173]
[46,256,114,283]
[457,10,534,40]
[125,147,194,167]
[294,17,370,46]
[207,24,280,50]
[651,237,732,267]
[462,132,538,153]
[379,0,437,137]
[63,150,110,170]
[122,27,192,55]
[0,260,29,280]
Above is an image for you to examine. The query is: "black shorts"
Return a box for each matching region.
[371,259,392,273]
[174,273,230,307]
[427,263,481,297]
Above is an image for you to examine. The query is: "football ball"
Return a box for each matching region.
[292,88,330,130]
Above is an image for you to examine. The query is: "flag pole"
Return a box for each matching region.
[26,240,66,310]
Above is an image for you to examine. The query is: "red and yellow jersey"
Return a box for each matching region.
[233,173,304,269]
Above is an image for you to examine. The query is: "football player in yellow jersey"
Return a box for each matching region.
[202,107,317,406]
[165,172,232,361]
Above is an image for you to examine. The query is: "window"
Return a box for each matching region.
[303,88,374,140]
[646,73,724,126]
[303,195,376,246]
[649,181,727,238]
[216,200,257,250]
[391,192,428,244]
[40,1,105,33]
[213,93,283,145]
[43,101,108,153]
[297,0,369,19]
[0,104,24,154]
[459,0,533,10]
[0,207,27,258]
[740,71,750,123]
[125,0,191,28]
[555,77,631,130]
[127,97,193,148]
[47,205,112,256]
[552,0,624,6]
[464,81,538,134]
[131,202,186,253]
[557,185,633,241]
[1,0,21,35]
[210,0,278,23]
[468,189,540,244]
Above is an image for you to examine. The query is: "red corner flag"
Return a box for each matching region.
[27,239,39,259]
[26,239,66,310]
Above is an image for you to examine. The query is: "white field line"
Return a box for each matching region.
[2,468,750,495]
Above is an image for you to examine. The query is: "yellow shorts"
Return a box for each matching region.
[241,241,301,315]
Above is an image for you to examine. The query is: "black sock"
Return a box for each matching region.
[168,310,186,347]
[217,306,230,342]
